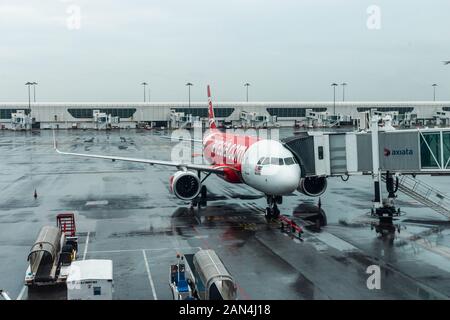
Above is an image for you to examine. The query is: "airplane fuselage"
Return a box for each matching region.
[203,130,301,196]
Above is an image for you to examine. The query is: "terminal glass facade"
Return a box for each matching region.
[266,108,327,117]
[356,107,414,114]
[68,108,136,119]
[420,132,441,168]
[0,109,30,119]
[174,108,234,118]
[444,132,450,169]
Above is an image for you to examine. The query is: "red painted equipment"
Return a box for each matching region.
[56,213,76,237]
[279,215,303,239]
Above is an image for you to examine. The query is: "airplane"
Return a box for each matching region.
[53,85,327,220]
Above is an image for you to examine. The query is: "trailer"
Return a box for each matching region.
[25,213,78,286]
[170,249,237,300]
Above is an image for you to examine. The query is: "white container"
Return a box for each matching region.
[67,259,113,300]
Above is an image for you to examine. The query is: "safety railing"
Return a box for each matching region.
[390,175,450,218]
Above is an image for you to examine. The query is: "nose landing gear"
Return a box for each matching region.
[265,195,282,221]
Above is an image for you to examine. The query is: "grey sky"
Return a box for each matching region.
[1,0,450,102]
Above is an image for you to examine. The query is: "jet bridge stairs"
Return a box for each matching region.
[381,175,450,219]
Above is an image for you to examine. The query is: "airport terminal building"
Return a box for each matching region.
[1,101,450,129]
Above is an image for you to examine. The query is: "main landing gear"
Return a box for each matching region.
[265,195,282,221]
[190,185,207,211]
[190,172,211,211]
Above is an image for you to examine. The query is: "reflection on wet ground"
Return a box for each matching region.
[0,129,449,300]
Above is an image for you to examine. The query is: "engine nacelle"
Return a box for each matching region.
[297,176,327,197]
[169,171,202,201]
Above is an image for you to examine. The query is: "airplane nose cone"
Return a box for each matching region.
[286,166,301,192]
[273,165,301,195]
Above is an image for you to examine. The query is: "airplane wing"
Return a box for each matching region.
[53,131,225,174]
[159,136,204,143]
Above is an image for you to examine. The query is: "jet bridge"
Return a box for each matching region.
[283,122,450,220]
[283,128,450,177]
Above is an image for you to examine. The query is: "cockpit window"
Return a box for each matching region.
[284,157,294,165]
[257,157,265,165]
[270,157,279,165]
[262,157,286,165]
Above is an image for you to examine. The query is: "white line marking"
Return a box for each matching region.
[193,235,209,239]
[85,200,108,206]
[17,286,26,300]
[87,246,201,254]
[142,250,158,300]
[312,231,359,252]
[83,231,90,260]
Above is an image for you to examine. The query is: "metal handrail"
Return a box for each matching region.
[399,175,450,203]
[382,174,450,217]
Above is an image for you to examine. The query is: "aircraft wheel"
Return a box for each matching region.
[273,206,280,219]
[265,207,272,221]
[275,196,283,205]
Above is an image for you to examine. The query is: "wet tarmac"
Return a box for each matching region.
[0,128,449,300]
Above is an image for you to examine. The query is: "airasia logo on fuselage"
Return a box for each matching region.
[207,139,248,164]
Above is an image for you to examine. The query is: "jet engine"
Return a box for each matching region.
[169,171,202,201]
[297,176,327,197]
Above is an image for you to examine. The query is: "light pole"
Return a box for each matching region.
[341,82,347,101]
[186,82,193,111]
[31,82,38,102]
[141,82,148,102]
[331,83,338,115]
[432,84,438,101]
[25,82,33,111]
[244,83,250,102]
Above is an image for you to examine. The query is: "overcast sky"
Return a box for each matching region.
[1,0,450,102]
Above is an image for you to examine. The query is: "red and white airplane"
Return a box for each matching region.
[54,85,327,219]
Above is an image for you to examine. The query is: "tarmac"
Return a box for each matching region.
[0,128,449,300]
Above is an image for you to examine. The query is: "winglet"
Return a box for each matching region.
[207,85,217,129]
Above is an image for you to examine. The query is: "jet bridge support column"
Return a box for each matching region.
[371,115,382,206]
[370,116,401,237]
